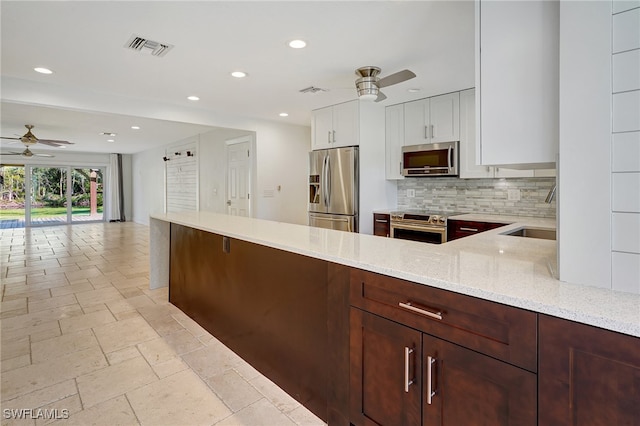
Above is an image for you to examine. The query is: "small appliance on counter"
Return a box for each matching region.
[308,146,358,232]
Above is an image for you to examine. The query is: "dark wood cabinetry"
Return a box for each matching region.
[169,224,351,424]
[539,315,640,425]
[447,219,507,241]
[373,213,391,237]
[350,269,538,426]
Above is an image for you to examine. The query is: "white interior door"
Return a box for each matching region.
[226,141,251,216]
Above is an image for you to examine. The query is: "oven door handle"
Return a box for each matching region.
[391,223,446,233]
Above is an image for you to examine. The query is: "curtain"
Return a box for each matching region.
[106,153,125,222]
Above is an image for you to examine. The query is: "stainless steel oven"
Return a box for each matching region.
[390,211,449,244]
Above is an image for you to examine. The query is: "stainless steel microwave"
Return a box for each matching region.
[402,141,459,177]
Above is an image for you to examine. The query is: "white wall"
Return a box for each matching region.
[359,102,398,234]
[131,144,166,225]
[132,122,310,226]
[611,3,640,293]
[253,122,310,225]
[558,1,612,288]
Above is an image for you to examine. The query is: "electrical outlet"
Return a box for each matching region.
[507,189,521,201]
[407,189,416,198]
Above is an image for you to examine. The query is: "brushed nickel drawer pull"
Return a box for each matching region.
[404,347,414,392]
[427,356,437,404]
[399,302,443,320]
[459,227,479,232]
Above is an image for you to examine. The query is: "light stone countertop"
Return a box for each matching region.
[150,211,640,338]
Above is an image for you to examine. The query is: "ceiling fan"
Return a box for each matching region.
[1,124,74,148]
[3,147,54,158]
[355,66,416,102]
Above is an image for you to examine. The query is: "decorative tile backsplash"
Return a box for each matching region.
[398,177,556,218]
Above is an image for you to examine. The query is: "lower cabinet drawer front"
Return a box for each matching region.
[350,268,537,372]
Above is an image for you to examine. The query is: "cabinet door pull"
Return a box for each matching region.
[426,356,437,404]
[375,219,388,223]
[431,124,435,139]
[327,131,331,143]
[459,227,479,232]
[424,125,429,139]
[404,347,415,392]
[332,130,336,143]
[399,302,443,320]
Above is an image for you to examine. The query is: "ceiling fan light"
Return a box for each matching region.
[34,67,53,74]
[359,93,378,101]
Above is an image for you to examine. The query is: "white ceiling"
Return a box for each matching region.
[1,1,475,155]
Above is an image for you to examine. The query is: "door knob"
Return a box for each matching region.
[227,200,231,206]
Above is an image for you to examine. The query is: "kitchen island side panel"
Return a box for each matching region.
[169,223,341,423]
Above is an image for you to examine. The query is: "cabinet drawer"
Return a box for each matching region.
[350,268,537,372]
[447,219,507,241]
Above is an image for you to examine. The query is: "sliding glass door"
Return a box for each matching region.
[0,164,106,228]
[71,168,104,222]
[0,165,26,228]
[30,166,68,225]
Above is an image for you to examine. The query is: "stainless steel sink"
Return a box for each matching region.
[503,227,556,240]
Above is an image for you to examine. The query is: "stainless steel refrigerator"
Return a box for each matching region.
[308,146,359,232]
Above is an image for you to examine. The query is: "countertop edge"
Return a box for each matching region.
[151,212,640,338]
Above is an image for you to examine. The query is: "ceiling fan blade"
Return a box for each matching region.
[34,153,55,157]
[3,152,24,155]
[37,139,73,147]
[0,136,21,140]
[377,69,416,88]
[374,92,388,102]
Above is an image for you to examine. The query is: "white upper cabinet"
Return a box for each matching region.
[311,100,359,150]
[385,104,405,180]
[404,92,460,146]
[476,0,559,168]
[430,93,460,143]
[459,88,551,179]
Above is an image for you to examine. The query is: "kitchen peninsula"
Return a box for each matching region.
[150,211,640,425]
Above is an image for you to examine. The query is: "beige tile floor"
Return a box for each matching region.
[0,222,326,426]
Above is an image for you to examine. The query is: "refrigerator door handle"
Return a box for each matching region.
[322,155,328,207]
[328,155,332,207]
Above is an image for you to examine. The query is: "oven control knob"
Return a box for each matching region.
[430,216,438,224]
[438,217,445,225]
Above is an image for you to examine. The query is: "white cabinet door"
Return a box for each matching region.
[332,100,359,148]
[459,89,494,179]
[477,0,559,167]
[312,106,333,150]
[430,92,460,143]
[403,98,429,146]
[385,104,405,180]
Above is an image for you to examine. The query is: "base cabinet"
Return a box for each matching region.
[539,315,640,425]
[349,269,538,426]
[350,309,537,426]
[373,213,391,237]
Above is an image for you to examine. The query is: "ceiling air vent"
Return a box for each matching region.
[125,35,173,57]
[299,86,328,94]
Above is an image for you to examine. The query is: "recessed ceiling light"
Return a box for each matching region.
[107,139,115,143]
[58,145,66,149]
[279,112,289,117]
[187,95,200,101]
[288,39,307,49]
[131,126,140,130]
[407,88,421,93]
[100,132,117,137]
[231,71,247,78]
[34,67,53,74]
